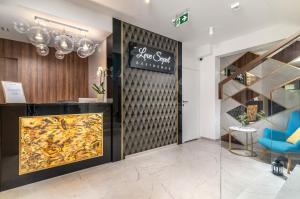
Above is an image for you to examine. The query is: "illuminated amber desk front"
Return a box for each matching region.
[0,103,112,191]
[19,113,104,175]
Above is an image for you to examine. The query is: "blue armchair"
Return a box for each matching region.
[258,111,300,173]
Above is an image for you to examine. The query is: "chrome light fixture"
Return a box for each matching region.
[13,16,99,60]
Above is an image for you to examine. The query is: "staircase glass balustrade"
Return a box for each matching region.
[221,33,300,198]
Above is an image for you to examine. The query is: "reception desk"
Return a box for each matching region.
[0,102,112,191]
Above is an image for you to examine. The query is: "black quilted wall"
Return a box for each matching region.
[122,22,179,156]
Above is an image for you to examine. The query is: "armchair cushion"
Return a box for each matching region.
[258,138,300,153]
[287,128,300,144]
[263,128,288,141]
[259,111,300,154]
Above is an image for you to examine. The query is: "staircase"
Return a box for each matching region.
[219,31,300,99]
[220,31,300,146]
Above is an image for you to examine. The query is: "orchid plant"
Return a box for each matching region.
[92,67,106,95]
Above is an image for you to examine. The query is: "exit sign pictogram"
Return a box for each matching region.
[173,11,189,27]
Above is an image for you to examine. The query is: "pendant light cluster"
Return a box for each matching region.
[13,16,99,59]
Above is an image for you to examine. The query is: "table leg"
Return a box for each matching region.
[229,130,232,150]
[251,132,254,157]
[287,157,292,174]
[246,133,248,151]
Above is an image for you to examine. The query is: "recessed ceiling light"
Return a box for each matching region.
[209,26,214,36]
[145,0,150,4]
[230,1,240,11]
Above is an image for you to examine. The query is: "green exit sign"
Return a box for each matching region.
[174,11,189,27]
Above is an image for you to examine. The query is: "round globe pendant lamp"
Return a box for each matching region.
[77,38,97,58]
[36,44,49,56]
[54,34,74,54]
[55,50,65,60]
[13,21,29,34]
[27,25,51,46]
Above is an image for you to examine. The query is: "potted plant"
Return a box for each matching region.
[93,67,106,102]
[237,112,249,126]
[237,110,266,126]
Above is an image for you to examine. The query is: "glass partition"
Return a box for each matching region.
[269,77,300,173]
[220,36,300,198]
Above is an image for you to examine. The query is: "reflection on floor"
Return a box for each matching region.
[221,141,286,199]
[0,139,285,199]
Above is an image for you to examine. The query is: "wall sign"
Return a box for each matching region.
[129,42,175,74]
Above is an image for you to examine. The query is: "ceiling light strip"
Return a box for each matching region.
[34,16,88,33]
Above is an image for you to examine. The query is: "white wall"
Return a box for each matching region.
[214,23,300,57]
[193,23,300,140]
[198,55,221,140]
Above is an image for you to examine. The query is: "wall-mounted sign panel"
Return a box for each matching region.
[129,42,175,74]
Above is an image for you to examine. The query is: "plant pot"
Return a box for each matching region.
[96,94,105,102]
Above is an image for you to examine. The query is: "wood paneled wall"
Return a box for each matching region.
[0,38,89,103]
[0,58,18,103]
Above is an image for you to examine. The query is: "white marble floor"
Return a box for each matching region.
[0,139,285,199]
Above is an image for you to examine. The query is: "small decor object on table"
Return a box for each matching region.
[93,67,107,102]
[272,157,284,176]
[247,105,258,122]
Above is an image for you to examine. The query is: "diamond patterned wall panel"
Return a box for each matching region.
[220,50,300,146]
[223,79,246,97]
[221,98,241,114]
[122,22,178,156]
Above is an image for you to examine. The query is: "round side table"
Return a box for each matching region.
[228,126,257,157]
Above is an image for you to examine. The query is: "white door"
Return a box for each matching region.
[182,68,201,142]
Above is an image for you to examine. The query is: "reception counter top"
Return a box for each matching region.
[0,103,112,191]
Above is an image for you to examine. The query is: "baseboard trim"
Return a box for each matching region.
[125,144,178,159]
[200,137,220,142]
[183,138,200,143]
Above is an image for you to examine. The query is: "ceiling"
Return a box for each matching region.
[0,0,112,43]
[1,0,300,46]
[68,0,300,45]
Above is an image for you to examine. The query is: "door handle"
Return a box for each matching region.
[182,100,189,107]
